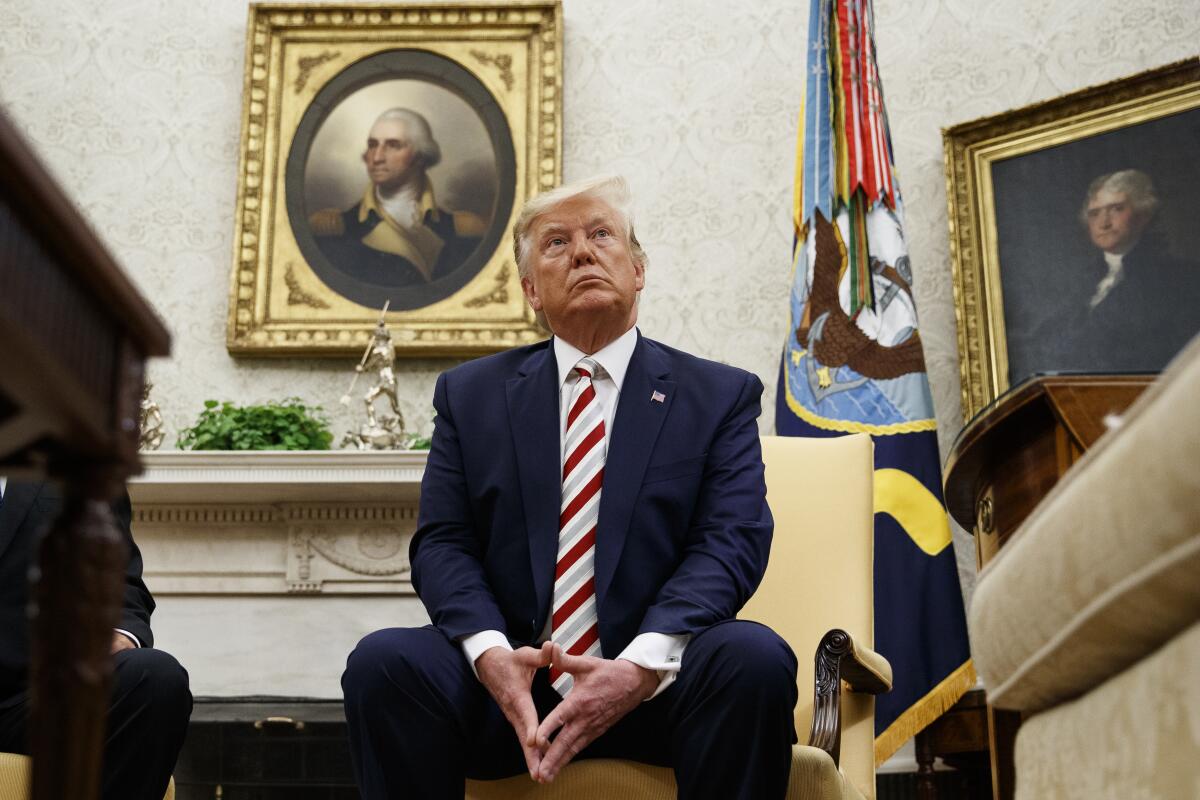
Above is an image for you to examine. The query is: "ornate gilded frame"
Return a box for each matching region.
[227,2,561,357]
[943,59,1200,420]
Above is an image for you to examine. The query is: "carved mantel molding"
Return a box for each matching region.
[130,450,429,595]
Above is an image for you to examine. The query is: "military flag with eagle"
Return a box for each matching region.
[777,0,975,763]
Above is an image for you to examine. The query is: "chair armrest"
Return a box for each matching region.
[841,637,892,694]
[807,629,893,766]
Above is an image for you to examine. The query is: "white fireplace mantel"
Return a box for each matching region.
[131,449,429,502]
[129,450,433,698]
[130,449,429,595]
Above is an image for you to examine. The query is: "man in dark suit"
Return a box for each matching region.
[0,478,192,799]
[342,175,797,799]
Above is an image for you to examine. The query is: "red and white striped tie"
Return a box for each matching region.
[550,357,605,695]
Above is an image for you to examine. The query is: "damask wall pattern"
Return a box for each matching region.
[1,0,1197,601]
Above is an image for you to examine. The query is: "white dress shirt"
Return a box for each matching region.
[0,476,140,648]
[1090,250,1126,310]
[460,326,688,697]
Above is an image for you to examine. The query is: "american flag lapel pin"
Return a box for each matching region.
[651,390,666,404]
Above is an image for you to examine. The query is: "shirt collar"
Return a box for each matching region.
[553,326,639,391]
[1103,250,1124,271]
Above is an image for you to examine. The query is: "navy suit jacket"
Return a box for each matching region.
[0,480,154,699]
[410,333,773,657]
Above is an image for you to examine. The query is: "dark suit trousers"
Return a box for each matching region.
[342,619,798,800]
[0,648,192,800]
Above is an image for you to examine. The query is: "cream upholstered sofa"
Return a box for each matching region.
[968,334,1200,799]
[468,433,892,800]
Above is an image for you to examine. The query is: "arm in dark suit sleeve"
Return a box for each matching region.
[638,372,773,637]
[409,372,509,640]
[113,490,155,648]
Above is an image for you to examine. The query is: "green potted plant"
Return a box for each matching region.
[177,398,334,451]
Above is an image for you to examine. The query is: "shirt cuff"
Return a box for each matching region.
[617,632,689,699]
[460,630,512,679]
[114,629,141,648]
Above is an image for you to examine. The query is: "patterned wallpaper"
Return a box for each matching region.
[2,0,1197,598]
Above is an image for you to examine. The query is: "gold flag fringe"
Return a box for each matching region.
[874,659,977,766]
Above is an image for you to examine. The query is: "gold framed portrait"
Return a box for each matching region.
[943,59,1200,420]
[226,2,562,357]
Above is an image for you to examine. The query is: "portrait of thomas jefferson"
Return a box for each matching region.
[1069,169,1199,371]
[991,105,1200,382]
[307,107,487,288]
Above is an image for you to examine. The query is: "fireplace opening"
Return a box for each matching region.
[174,698,358,799]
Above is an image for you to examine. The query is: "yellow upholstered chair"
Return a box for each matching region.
[0,752,175,800]
[468,433,892,800]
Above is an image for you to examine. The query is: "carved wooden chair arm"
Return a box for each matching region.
[806,629,894,766]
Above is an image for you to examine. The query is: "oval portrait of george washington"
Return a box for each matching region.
[286,49,516,311]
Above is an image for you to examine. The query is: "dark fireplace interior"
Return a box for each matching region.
[174,698,358,800]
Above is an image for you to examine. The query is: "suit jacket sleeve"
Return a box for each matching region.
[409,372,510,640]
[637,371,773,637]
[114,490,155,648]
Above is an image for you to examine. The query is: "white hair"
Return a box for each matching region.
[1079,169,1158,224]
[371,108,441,169]
[512,174,648,279]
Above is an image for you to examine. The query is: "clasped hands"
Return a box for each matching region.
[476,642,659,783]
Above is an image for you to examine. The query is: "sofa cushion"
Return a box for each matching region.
[969,333,1200,712]
[1012,620,1200,800]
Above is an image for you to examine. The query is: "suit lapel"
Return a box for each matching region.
[0,480,42,561]
[595,336,675,609]
[505,345,563,632]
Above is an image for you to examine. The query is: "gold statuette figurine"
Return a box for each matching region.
[341,304,407,450]
[139,382,165,451]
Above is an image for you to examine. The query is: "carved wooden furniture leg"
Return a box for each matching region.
[915,726,937,800]
[29,467,127,800]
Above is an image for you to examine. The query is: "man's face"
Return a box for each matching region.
[1086,188,1148,254]
[363,119,421,192]
[521,195,645,333]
